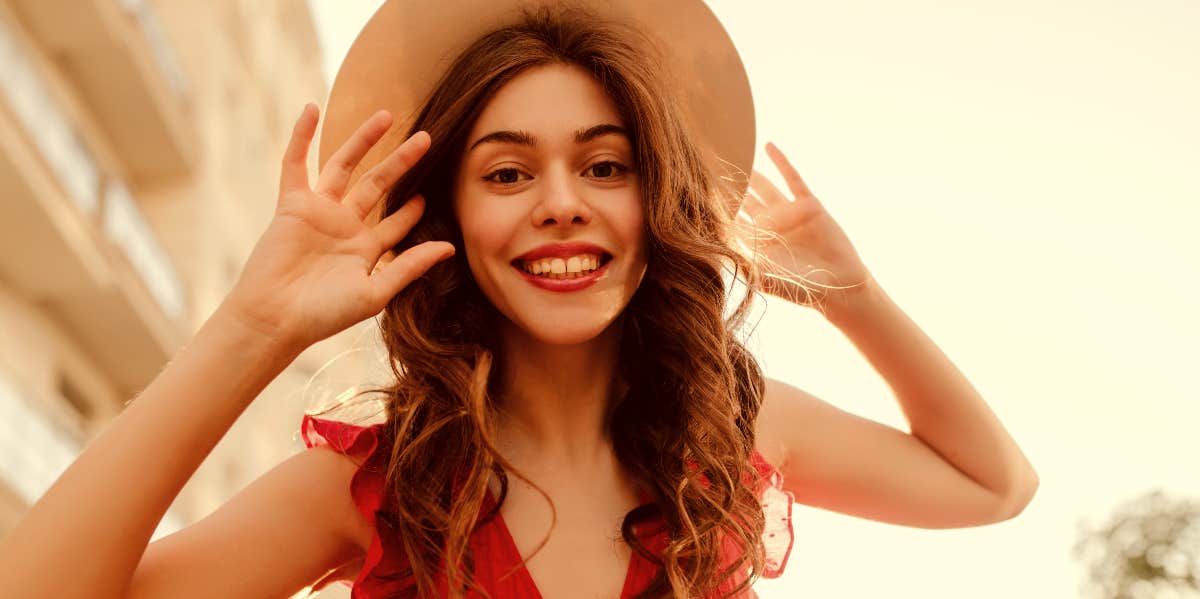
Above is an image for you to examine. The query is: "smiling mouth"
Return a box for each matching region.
[510,253,613,279]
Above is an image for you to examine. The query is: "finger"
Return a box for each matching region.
[280,103,318,193]
[749,169,792,208]
[368,241,456,307]
[372,194,427,249]
[742,183,771,214]
[345,131,432,220]
[737,189,770,236]
[315,110,394,199]
[765,142,816,200]
[735,206,757,226]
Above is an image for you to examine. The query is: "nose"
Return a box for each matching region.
[530,165,591,228]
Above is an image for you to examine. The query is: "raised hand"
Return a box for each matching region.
[222,104,455,352]
[741,142,874,311]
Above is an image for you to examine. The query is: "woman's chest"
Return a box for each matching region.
[486,472,648,599]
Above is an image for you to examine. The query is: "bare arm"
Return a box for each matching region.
[747,145,1038,527]
[126,443,374,599]
[754,282,1038,528]
[0,307,300,598]
[0,104,453,599]
[756,377,1035,529]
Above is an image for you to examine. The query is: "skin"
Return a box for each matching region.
[0,55,1038,599]
[451,63,650,596]
[453,63,645,464]
[441,62,1042,594]
[0,104,457,599]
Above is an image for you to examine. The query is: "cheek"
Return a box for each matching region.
[613,196,647,256]
[460,213,496,249]
[458,206,518,272]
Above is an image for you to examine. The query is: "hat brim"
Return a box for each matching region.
[319,0,755,203]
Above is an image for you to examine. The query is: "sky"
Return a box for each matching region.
[306,1,1200,597]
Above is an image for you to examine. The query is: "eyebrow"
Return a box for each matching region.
[466,123,629,154]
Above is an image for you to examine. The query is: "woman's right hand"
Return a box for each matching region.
[220,103,454,352]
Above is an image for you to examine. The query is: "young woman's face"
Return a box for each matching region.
[453,63,647,346]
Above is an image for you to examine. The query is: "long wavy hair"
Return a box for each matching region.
[337,6,771,598]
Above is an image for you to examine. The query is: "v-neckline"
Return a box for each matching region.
[483,486,652,599]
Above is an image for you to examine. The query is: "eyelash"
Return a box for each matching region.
[482,161,630,185]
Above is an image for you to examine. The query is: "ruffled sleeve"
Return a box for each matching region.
[301,414,415,598]
[751,451,795,578]
[301,414,389,524]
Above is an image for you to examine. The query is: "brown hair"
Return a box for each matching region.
[346,5,770,598]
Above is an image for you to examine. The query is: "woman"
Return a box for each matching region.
[301,5,789,596]
[0,2,1039,599]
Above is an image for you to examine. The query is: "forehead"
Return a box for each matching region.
[468,63,626,138]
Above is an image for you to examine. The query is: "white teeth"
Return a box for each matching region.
[519,253,604,278]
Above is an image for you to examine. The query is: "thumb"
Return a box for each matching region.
[368,241,456,306]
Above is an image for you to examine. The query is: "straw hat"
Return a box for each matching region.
[318,0,755,201]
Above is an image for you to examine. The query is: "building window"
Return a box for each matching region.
[0,368,183,540]
[102,180,186,321]
[118,0,190,98]
[0,17,101,216]
[56,372,95,422]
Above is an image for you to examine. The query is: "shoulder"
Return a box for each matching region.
[299,415,390,555]
[749,378,800,578]
[753,376,797,473]
[302,443,379,555]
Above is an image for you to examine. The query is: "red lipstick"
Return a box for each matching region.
[510,241,614,293]
[513,241,611,262]
[512,259,611,292]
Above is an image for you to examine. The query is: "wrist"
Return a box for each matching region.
[822,274,884,325]
[209,301,307,363]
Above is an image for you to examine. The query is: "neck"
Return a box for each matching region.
[493,316,624,467]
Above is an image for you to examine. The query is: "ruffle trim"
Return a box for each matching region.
[300,414,404,597]
[750,451,795,579]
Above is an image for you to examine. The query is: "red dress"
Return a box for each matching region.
[301,414,794,598]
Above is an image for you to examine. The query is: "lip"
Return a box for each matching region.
[513,241,612,262]
[512,259,611,293]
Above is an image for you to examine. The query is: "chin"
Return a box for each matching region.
[479,262,634,347]
[509,311,619,347]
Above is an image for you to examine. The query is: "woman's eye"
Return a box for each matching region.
[483,162,628,185]
[482,167,528,185]
[585,161,628,179]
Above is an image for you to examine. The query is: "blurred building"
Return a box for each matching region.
[0,0,376,579]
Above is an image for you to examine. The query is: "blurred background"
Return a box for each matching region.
[0,0,1195,597]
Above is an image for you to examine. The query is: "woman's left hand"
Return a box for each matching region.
[739,142,875,311]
